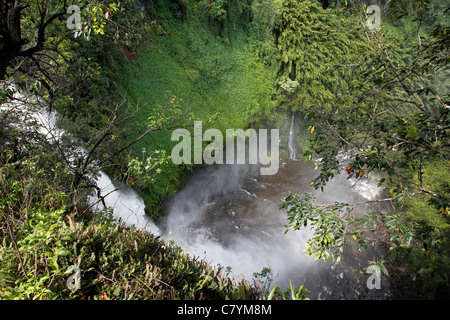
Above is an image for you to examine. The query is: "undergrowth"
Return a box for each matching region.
[0,157,260,300]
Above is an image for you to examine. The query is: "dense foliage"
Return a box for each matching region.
[0,0,263,300]
[281,0,449,299]
[275,0,369,111]
[0,155,260,299]
[118,0,280,214]
[1,0,449,300]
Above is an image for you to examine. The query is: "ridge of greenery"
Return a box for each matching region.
[0,0,305,300]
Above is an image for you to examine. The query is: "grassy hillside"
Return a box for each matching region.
[118,19,278,215]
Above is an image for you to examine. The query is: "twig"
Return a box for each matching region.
[6,218,29,280]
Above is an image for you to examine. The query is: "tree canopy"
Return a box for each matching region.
[275,0,369,111]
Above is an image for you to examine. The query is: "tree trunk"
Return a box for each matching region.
[0,0,28,80]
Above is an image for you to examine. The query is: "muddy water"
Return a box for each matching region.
[162,159,391,300]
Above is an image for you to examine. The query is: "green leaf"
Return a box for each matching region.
[405,125,418,140]
[267,285,277,300]
[54,248,71,256]
[290,279,295,300]
[379,264,389,276]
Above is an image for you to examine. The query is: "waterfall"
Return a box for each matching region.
[163,156,388,298]
[288,112,297,160]
[1,85,161,235]
[90,171,162,235]
[3,85,391,299]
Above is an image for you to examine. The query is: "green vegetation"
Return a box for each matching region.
[118,2,278,214]
[0,0,449,300]
[281,0,450,299]
[0,156,259,299]
[0,0,265,300]
[275,0,369,112]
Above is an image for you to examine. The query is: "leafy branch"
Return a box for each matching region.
[281,192,377,264]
